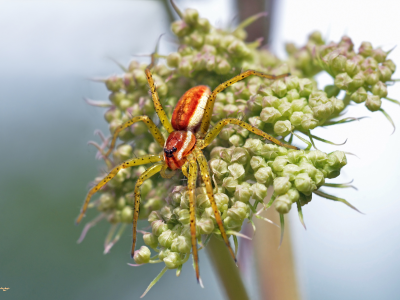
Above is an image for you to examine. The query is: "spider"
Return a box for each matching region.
[76,65,298,283]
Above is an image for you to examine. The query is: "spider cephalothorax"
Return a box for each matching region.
[77,65,298,283]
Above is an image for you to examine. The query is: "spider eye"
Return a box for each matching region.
[164,148,168,153]
[172,146,177,152]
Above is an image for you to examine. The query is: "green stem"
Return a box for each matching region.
[206,236,249,300]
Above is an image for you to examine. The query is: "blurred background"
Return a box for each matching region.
[1,0,399,299]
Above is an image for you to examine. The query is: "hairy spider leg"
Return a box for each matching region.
[131,162,164,257]
[104,116,165,158]
[181,161,189,178]
[187,155,200,282]
[198,70,291,138]
[145,69,174,134]
[194,147,236,262]
[198,118,298,150]
[76,154,163,224]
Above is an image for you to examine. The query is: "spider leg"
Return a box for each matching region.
[145,69,174,134]
[198,118,298,150]
[76,154,163,224]
[131,162,164,257]
[198,70,290,138]
[187,155,201,282]
[193,147,236,262]
[104,116,165,158]
[181,161,189,178]
[160,163,176,179]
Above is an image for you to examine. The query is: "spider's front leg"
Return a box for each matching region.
[76,154,162,224]
[198,70,290,138]
[193,147,236,262]
[131,162,164,257]
[186,155,201,283]
[198,118,298,150]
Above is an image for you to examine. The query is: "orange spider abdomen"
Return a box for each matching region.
[171,85,211,133]
[164,131,196,170]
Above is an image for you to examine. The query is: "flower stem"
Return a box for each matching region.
[206,236,249,300]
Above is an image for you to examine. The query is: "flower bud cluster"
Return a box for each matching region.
[287,32,396,112]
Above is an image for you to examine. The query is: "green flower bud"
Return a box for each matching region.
[287,149,305,164]
[152,220,168,236]
[209,158,229,180]
[231,147,250,165]
[286,89,300,102]
[158,229,178,248]
[243,138,263,156]
[327,151,347,169]
[332,97,344,112]
[164,252,184,269]
[260,107,282,123]
[222,177,239,193]
[234,184,253,203]
[365,94,381,111]
[120,206,133,223]
[228,40,251,57]
[214,193,229,212]
[228,163,245,180]
[274,177,292,195]
[294,173,316,196]
[278,102,293,117]
[224,216,243,231]
[314,169,325,187]
[274,120,293,136]
[197,194,211,209]
[227,201,249,221]
[350,87,367,103]
[178,58,193,77]
[331,55,347,74]
[299,192,312,206]
[158,248,171,260]
[105,76,124,92]
[382,59,396,73]
[324,85,340,98]
[371,81,388,98]
[272,156,288,172]
[359,42,373,57]
[143,233,158,249]
[255,166,274,185]
[313,102,335,120]
[345,59,360,76]
[298,161,317,178]
[171,20,190,37]
[250,156,268,171]
[334,72,353,90]
[301,114,318,130]
[134,246,151,264]
[271,80,287,98]
[215,59,231,75]
[372,47,387,63]
[291,98,308,112]
[251,183,268,201]
[274,194,292,214]
[198,217,214,234]
[378,65,392,82]
[160,205,173,222]
[180,191,189,209]
[262,95,282,108]
[229,134,244,147]
[361,57,379,71]
[178,209,190,225]
[171,236,191,254]
[299,78,314,97]
[186,31,204,49]
[348,71,365,91]
[148,211,161,223]
[166,52,181,68]
[261,144,287,160]
[307,150,328,168]
[197,18,211,33]
[287,188,300,203]
[98,193,115,211]
[132,69,148,86]
[289,111,303,127]
[285,76,300,91]
[183,8,199,25]
[365,70,380,85]
[282,164,301,181]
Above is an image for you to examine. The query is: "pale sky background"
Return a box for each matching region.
[0,1,399,299]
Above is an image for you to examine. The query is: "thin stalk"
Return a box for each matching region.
[206,236,249,300]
